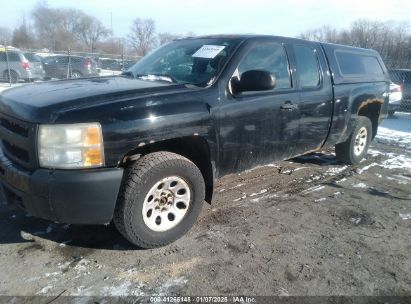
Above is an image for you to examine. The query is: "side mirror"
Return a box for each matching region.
[232,70,276,93]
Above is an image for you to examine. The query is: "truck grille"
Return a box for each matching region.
[0,113,37,170]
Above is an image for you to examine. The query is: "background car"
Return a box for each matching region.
[100,58,122,71]
[389,69,411,112]
[42,55,100,79]
[122,60,136,70]
[388,82,402,116]
[24,52,46,81]
[0,49,45,83]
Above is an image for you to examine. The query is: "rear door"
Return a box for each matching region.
[42,56,59,78]
[217,38,300,175]
[291,43,333,154]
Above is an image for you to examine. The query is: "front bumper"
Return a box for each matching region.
[0,149,123,224]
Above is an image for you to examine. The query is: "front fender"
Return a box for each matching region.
[102,100,217,167]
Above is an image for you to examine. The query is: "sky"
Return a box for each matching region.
[1,0,411,37]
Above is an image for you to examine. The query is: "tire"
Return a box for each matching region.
[4,70,19,84]
[114,152,205,248]
[71,71,82,78]
[388,110,395,117]
[335,116,372,165]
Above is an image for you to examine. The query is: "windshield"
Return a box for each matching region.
[127,38,242,86]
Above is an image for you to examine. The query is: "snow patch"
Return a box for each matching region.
[233,194,246,202]
[377,113,411,148]
[368,149,384,157]
[381,154,411,170]
[353,183,368,188]
[325,166,348,176]
[36,285,53,295]
[399,213,411,220]
[102,281,133,296]
[230,183,244,189]
[303,185,325,194]
[249,189,268,197]
[357,163,379,174]
[157,276,187,295]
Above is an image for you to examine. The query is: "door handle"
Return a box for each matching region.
[280,102,298,110]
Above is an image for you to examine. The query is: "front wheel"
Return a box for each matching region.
[4,70,19,84]
[114,152,205,248]
[335,116,372,165]
[70,71,82,78]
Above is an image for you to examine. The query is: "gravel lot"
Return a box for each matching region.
[0,107,410,297]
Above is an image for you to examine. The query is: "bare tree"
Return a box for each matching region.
[0,27,12,44]
[157,32,181,46]
[31,2,84,50]
[128,18,156,56]
[298,26,341,44]
[11,17,35,48]
[76,15,111,52]
[298,19,411,69]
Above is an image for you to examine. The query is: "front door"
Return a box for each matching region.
[216,39,300,175]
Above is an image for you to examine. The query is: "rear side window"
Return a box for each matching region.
[24,53,42,62]
[7,52,21,62]
[238,41,291,89]
[336,51,384,77]
[294,45,320,87]
[56,57,68,64]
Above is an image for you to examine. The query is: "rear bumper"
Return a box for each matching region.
[0,149,123,224]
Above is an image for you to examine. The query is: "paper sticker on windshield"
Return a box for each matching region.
[192,45,225,58]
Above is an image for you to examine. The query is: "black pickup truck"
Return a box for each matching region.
[0,35,389,248]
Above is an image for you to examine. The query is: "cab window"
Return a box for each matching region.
[237,41,291,89]
[294,45,320,88]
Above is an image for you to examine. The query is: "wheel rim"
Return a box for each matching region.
[71,72,81,78]
[142,176,191,232]
[5,71,18,83]
[354,127,367,156]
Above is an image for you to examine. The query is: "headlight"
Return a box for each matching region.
[38,123,104,169]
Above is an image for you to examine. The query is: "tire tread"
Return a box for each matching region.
[114,151,204,248]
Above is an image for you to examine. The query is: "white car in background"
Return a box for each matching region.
[388,82,402,117]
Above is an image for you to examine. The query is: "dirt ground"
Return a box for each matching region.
[0,114,410,297]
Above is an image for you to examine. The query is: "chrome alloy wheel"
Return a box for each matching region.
[142,176,191,232]
[353,126,368,156]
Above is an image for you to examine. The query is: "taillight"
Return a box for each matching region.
[84,59,92,69]
[22,61,30,70]
[391,86,401,93]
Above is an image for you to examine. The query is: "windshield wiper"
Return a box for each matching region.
[135,73,177,83]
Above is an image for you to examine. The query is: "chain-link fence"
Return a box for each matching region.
[0,44,141,90]
[386,66,411,114]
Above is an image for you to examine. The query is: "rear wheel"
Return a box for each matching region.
[4,70,19,84]
[114,152,205,248]
[335,116,372,165]
[388,110,395,117]
[71,70,82,78]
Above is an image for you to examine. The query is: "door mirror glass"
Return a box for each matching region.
[232,70,276,92]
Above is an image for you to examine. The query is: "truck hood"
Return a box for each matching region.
[0,76,189,123]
